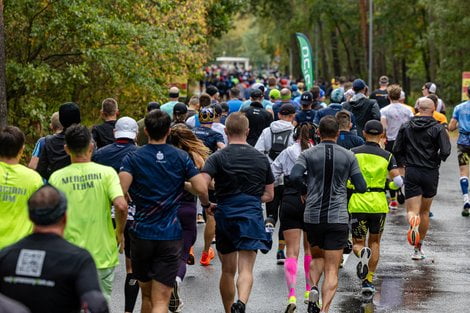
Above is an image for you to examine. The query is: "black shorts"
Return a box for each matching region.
[458,145,470,166]
[405,166,439,199]
[350,213,386,239]
[130,233,182,286]
[305,223,349,250]
[280,193,305,231]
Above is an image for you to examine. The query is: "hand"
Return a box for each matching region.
[300,194,307,204]
[205,203,217,216]
[116,230,125,254]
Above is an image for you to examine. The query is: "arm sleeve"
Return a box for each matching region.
[452,106,460,121]
[31,138,44,157]
[438,128,452,161]
[371,102,381,120]
[201,154,218,178]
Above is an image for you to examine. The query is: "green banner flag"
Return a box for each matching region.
[295,33,314,90]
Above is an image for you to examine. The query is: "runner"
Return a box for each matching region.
[211,104,228,144]
[342,79,381,138]
[171,103,189,128]
[293,91,316,126]
[136,102,160,146]
[49,124,128,300]
[28,112,62,170]
[160,87,180,118]
[37,102,81,180]
[416,82,446,114]
[348,120,403,295]
[200,112,275,313]
[314,88,347,125]
[0,126,43,249]
[0,185,109,313]
[425,94,448,126]
[335,110,364,150]
[92,98,119,148]
[380,84,413,209]
[186,93,212,128]
[393,98,451,260]
[206,85,220,104]
[186,96,200,120]
[448,87,470,216]
[289,116,367,313]
[168,125,210,312]
[92,117,139,313]
[255,103,296,265]
[119,109,210,313]
[241,89,273,146]
[369,76,390,109]
[271,122,315,312]
[227,87,243,114]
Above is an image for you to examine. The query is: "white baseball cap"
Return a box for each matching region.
[114,117,138,140]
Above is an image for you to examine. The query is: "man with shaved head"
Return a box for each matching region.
[160,86,180,118]
[393,97,451,260]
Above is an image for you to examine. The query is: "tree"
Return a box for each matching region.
[0,0,6,128]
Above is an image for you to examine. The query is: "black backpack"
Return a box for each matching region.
[268,129,292,160]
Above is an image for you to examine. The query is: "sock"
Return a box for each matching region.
[460,177,469,202]
[416,240,423,250]
[176,276,182,285]
[366,271,375,283]
[284,257,297,298]
[124,273,139,313]
[303,255,312,291]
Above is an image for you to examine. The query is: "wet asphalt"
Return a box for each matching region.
[110,141,470,312]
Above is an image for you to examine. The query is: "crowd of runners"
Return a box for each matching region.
[0,74,468,313]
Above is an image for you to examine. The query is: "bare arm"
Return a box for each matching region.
[448,118,458,132]
[217,142,226,150]
[189,173,210,205]
[28,157,39,170]
[112,195,128,253]
[261,183,274,203]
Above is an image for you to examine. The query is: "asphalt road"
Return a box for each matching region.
[110,141,470,313]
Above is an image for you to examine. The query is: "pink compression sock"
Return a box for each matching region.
[284,257,297,298]
[304,255,312,291]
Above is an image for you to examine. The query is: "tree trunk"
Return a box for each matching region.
[0,0,7,128]
[359,0,368,75]
[331,29,341,76]
[317,20,329,81]
[401,57,410,95]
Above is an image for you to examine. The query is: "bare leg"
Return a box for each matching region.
[406,195,422,221]
[367,233,382,273]
[321,249,343,313]
[284,229,302,258]
[352,237,365,257]
[150,280,172,313]
[309,246,324,287]
[236,250,257,304]
[218,251,237,313]
[139,281,152,313]
[419,197,433,241]
[203,215,216,252]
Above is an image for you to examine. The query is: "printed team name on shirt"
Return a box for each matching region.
[0,185,27,202]
[60,173,103,191]
[4,249,55,287]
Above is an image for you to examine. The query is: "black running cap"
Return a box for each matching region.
[28,185,67,226]
[364,120,383,135]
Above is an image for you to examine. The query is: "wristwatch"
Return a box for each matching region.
[201,202,211,209]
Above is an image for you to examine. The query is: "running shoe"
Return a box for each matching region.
[230,300,245,313]
[361,280,375,294]
[276,249,286,265]
[187,246,195,265]
[284,296,296,313]
[411,247,426,260]
[169,281,184,312]
[307,286,320,313]
[356,247,371,280]
[303,290,310,304]
[343,239,353,255]
[200,247,215,266]
[197,214,205,224]
[462,203,470,217]
[388,200,398,210]
[397,189,405,204]
[407,215,421,246]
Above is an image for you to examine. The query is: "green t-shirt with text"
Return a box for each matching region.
[49,162,123,269]
[0,162,43,249]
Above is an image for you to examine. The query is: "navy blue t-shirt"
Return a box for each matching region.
[336,131,365,150]
[192,126,224,153]
[120,144,199,240]
[92,139,137,172]
[295,110,316,124]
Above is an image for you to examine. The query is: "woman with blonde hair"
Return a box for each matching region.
[167,124,209,312]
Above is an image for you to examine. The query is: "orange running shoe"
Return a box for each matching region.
[200,247,215,266]
[187,246,195,265]
[407,215,421,246]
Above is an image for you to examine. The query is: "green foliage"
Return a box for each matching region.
[4,0,238,148]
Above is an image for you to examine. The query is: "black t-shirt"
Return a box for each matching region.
[202,144,275,199]
[0,233,102,313]
[370,89,389,109]
[37,133,70,180]
[242,102,273,146]
[92,120,116,149]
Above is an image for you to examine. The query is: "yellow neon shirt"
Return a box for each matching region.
[49,162,123,269]
[0,162,43,249]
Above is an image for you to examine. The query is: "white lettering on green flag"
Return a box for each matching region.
[295,33,314,90]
